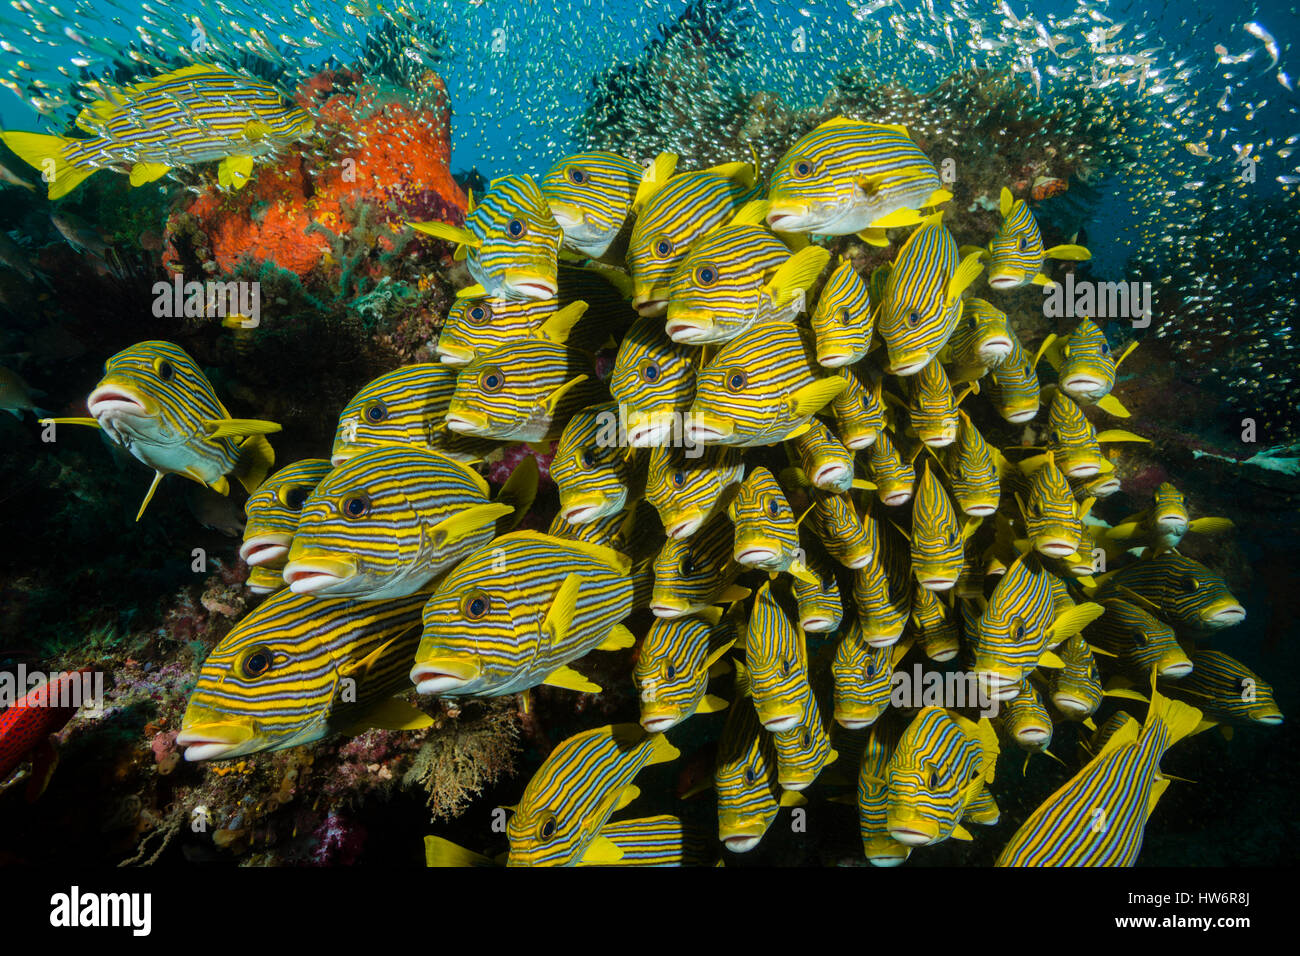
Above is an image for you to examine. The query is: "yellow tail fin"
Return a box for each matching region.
[0,131,98,199]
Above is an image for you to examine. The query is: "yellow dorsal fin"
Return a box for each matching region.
[539,300,589,344]
[542,572,582,642]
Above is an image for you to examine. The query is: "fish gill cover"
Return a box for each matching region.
[0,0,1294,870]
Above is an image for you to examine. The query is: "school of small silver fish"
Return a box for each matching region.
[8,0,1290,868]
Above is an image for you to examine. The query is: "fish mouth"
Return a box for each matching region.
[504,271,557,300]
[240,533,293,567]
[889,357,929,376]
[721,834,763,854]
[1063,374,1105,395]
[834,708,883,730]
[987,270,1025,290]
[780,776,814,792]
[1159,659,1193,679]
[664,308,712,343]
[437,342,475,366]
[625,410,675,446]
[888,826,937,847]
[977,337,1013,363]
[546,203,584,231]
[917,575,957,591]
[842,550,873,570]
[1155,516,1188,534]
[632,294,668,317]
[445,410,489,435]
[977,670,1022,700]
[1062,460,1100,479]
[1004,405,1039,423]
[801,615,836,632]
[665,514,703,539]
[866,847,910,867]
[863,627,905,648]
[649,599,689,619]
[1016,726,1051,745]
[1087,477,1122,497]
[176,720,256,762]
[640,711,682,733]
[757,709,801,733]
[879,485,914,507]
[735,545,780,567]
[843,431,878,451]
[927,645,959,663]
[282,555,357,594]
[817,351,854,368]
[87,382,150,419]
[330,444,362,467]
[921,430,957,448]
[765,204,815,233]
[559,497,612,525]
[1053,693,1092,716]
[1255,712,1284,726]
[812,462,850,489]
[1035,538,1078,558]
[1204,601,1246,628]
[410,657,480,695]
[717,817,768,853]
[685,412,732,444]
[964,502,997,517]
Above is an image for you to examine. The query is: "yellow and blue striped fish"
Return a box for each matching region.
[649,509,749,618]
[853,530,912,647]
[575,815,712,867]
[1070,469,1122,502]
[790,546,844,632]
[1049,632,1104,720]
[635,606,737,732]
[690,321,846,447]
[908,460,965,591]
[805,489,876,569]
[548,499,660,562]
[1103,481,1234,557]
[1097,551,1245,631]
[828,368,886,450]
[857,721,911,867]
[982,336,1041,423]
[887,707,998,847]
[788,418,856,493]
[946,297,1016,382]
[609,315,700,446]
[714,672,802,853]
[946,411,1002,517]
[627,162,759,315]
[1169,650,1282,726]
[0,64,314,199]
[876,212,983,375]
[43,341,278,521]
[1037,318,1136,416]
[743,583,813,732]
[996,677,1054,753]
[863,428,916,506]
[972,555,1102,700]
[809,258,875,368]
[1087,598,1192,682]
[331,363,495,466]
[728,467,803,575]
[551,402,645,524]
[411,174,563,301]
[644,443,745,539]
[983,187,1091,290]
[176,587,433,761]
[539,150,654,261]
[773,686,838,791]
[1018,452,1082,559]
[832,621,906,729]
[446,339,605,443]
[412,531,643,697]
[910,586,961,662]
[996,682,1201,866]
[283,446,525,599]
[240,458,331,594]
[906,357,961,447]
[1042,389,1105,479]
[766,116,950,239]
[437,297,588,367]
[665,216,828,344]
[505,723,679,866]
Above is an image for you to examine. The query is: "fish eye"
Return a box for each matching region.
[580,449,597,469]
[1018,237,1029,252]
[340,494,370,519]
[793,159,814,178]
[1099,342,1110,355]
[947,531,957,545]
[744,767,757,785]
[1134,628,1149,646]
[801,730,811,748]
[665,663,677,681]
[463,589,491,620]
[782,657,793,676]
[907,310,921,327]
[467,302,492,325]
[680,552,698,575]
[1012,616,1026,641]
[480,366,505,393]
[538,812,558,840]
[279,485,310,511]
[696,263,718,286]
[157,359,175,381]
[767,498,781,518]
[567,166,587,185]
[364,400,387,423]
[642,361,661,382]
[653,236,673,258]
[1049,430,1059,443]
[507,217,527,238]
[839,307,852,326]
[866,661,877,678]
[726,370,747,392]
[928,769,939,789]
[672,469,686,488]
[1181,576,1198,592]
[240,644,274,678]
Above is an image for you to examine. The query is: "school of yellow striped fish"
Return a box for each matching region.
[10,0,1291,867]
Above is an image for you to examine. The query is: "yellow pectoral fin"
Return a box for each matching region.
[540,374,590,416]
[243,120,272,141]
[764,246,831,309]
[578,835,625,865]
[543,572,583,643]
[705,161,755,190]
[1031,273,1056,288]
[696,694,729,715]
[788,376,847,417]
[595,623,636,651]
[427,503,515,548]
[1043,243,1092,261]
[856,227,890,247]
[869,206,924,229]
[129,162,170,186]
[409,220,482,249]
[730,199,770,227]
[453,243,469,262]
[1051,601,1105,641]
[203,418,283,439]
[541,664,602,693]
[454,283,489,299]
[1095,429,1149,443]
[340,696,434,734]
[1036,650,1066,669]
[39,417,100,428]
[539,300,589,344]
[947,251,985,304]
[925,187,954,207]
[217,154,255,190]
[612,784,640,813]
[778,791,807,808]
[633,152,678,213]
[1095,393,1130,418]
[1188,516,1235,534]
[135,471,165,522]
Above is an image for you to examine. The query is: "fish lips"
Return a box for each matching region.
[685,411,733,444]
[888,823,939,847]
[1015,725,1052,749]
[87,381,151,420]
[834,706,884,730]
[410,657,480,695]
[436,342,476,366]
[639,708,683,733]
[665,308,714,344]
[717,816,769,853]
[503,270,557,300]
[649,597,691,619]
[175,719,257,762]
[756,704,802,733]
[1002,404,1039,423]
[1052,692,1094,717]
[445,408,490,435]
[1202,599,1246,629]
[986,268,1027,290]
[624,409,676,447]
[811,461,851,490]
[976,337,1013,364]
[282,555,358,594]
[240,532,293,568]
[632,292,669,317]
[558,495,616,525]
